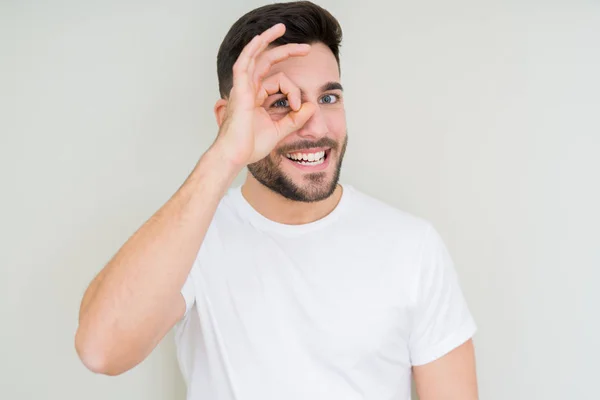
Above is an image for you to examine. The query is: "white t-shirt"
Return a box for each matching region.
[175,183,476,400]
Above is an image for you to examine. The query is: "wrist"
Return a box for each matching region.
[206,141,246,172]
[201,143,245,182]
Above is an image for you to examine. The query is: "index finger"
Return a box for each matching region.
[249,23,287,59]
[252,43,311,86]
[233,24,285,74]
[232,23,286,88]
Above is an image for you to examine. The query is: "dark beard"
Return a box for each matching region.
[247,135,348,203]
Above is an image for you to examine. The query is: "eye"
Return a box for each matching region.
[270,93,341,109]
[271,98,290,108]
[320,93,340,104]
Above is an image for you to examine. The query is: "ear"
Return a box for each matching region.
[214,98,228,128]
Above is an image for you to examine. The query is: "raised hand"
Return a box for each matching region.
[213,23,317,167]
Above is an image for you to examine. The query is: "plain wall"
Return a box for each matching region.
[1,0,598,399]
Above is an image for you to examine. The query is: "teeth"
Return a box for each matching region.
[285,150,325,161]
[299,158,325,166]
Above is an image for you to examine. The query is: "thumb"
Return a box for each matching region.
[276,102,317,138]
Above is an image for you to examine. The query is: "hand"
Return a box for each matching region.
[212,23,317,167]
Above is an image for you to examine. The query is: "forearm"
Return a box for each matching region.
[75,145,241,374]
[413,340,478,400]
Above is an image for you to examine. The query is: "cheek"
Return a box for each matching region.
[324,109,347,138]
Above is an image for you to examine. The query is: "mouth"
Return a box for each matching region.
[283,148,331,171]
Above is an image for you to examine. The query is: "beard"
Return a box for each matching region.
[247,134,348,203]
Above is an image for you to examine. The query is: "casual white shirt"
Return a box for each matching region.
[175,183,477,400]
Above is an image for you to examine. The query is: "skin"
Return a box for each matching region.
[414,340,479,399]
[214,41,349,224]
[75,23,478,399]
[74,24,317,376]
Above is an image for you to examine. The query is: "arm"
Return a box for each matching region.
[75,146,241,376]
[75,23,315,376]
[413,339,478,400]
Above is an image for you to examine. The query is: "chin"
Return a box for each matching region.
[248,135,347,203]
[290,177,338,202]
[249,162,339,203]
[280,161,342,202]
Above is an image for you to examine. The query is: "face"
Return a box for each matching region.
[247,42,348,203]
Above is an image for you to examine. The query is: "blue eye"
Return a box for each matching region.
[272,98,289,108]
[271,94,340,108]
[320,94,339,104]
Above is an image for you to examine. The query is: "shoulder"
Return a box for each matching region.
[342,184,433,239]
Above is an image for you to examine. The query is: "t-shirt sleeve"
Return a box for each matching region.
[408,224,477,366]
[179,221,218,320]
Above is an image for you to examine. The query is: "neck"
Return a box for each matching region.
[241,172,343,225]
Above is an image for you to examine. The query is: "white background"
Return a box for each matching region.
[1,0,598,399]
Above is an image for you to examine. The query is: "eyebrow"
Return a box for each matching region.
[319,81,344,92]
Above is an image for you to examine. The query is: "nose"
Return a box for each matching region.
[296,104,328,139]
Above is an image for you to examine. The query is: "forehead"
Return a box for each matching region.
[265,42,340,91]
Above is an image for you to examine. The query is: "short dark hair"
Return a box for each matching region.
[216,1,343,99]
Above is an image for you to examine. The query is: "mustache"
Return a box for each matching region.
[277,138,339,154]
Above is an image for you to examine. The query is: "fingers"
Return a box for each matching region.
[249,23,286,59]
[248,24,311,85]
[252,43,311,87]
[276,102,317,139]
[231,24,286,90]
[232,34,263,88]
[256,71,315,138]
[232,23,312,97]
[257,72,302,111]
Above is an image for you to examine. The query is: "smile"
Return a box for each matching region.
[283,149,331,171]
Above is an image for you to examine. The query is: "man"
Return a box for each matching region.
[75,2,478,399]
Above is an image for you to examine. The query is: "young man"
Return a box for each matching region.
[75,2,478,399]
